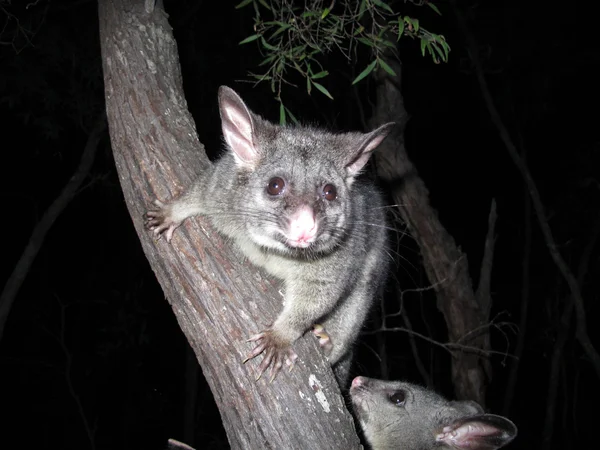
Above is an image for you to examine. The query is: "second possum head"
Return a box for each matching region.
[350,377,517,450]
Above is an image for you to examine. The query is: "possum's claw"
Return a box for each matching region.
[144,200,181,242]
[312,324,333,356]
[244,330,298,382]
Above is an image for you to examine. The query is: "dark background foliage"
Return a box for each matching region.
[1,0,598,449]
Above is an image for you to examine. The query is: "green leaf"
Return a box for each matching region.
[413,18,420,33]
[279,102,286,125]
[432,43,447,62]
[311,70,329,79]
[357,37,375,47]
[321,8,330,19]
[259,54,277,66]
[271,23,292,38]
[260,36,278,51]
[301,10,320,18]
[440,40,451,60]
[239,34,259,45]
[377,25,390,38]
[235,0,253,9]
[312,81,333,99]
[284,106,299,124]
[305,40,321,51]
[352,60,377,85]
[378,58,397,76]
[403,17,419,34]
[249,73,272,81]
[372,0,394,15]
[381,39,396,49]
[257,0,271,11]
[420,39,427,57]
[306,76,311,94]
[277,59,285,73]
[358,0,367,18]
[427,44,435,58]
[290,45,307,56]
[326,14,341,26]
[397,18,405,40]
[428,2,442,15]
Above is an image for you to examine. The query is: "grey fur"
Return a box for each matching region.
[350,377,517,450]
[145,86,393,385]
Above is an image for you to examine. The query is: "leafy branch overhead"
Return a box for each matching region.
[237,0,450,120]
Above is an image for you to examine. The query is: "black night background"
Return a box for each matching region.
[1,0,598,449]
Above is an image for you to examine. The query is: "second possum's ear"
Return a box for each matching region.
[436,413,518,450]
[218,86,260,166]
[345,122,395,176]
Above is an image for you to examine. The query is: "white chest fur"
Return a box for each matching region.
[234,237,298,281]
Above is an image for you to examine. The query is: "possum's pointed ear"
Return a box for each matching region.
[218,86,260,166]
[435,414,517,450]
[346,122,395,176]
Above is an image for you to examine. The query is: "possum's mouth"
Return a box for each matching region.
[285,237,315,249]
[349,385,370,417]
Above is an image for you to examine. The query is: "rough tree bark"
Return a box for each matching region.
[98,1,360,449]
[370,63,494,406]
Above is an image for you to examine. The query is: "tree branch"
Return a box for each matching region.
[476,199,497,316]
[451,0,600,379]
[370,59,492,405]
[503,146,532,416]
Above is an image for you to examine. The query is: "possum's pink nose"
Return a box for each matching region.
[288,207,317,247]
[351,376,367,388]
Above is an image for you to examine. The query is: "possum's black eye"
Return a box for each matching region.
[267,177,285,196]
[322,184,337,201]
[389,391,406,406]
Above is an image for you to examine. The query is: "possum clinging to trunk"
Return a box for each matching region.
[145,87,393,385]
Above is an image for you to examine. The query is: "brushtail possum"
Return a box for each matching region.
[145,86,393,384]
[350,376,517,450]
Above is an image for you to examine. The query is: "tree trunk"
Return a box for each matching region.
[97,1,360,449]
[370,64,493,405]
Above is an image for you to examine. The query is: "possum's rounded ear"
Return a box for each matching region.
[218,86,260,166]
[436,414,517,450]
[346,122,395,176]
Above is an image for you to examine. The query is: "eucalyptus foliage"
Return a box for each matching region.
[236,0,450,122]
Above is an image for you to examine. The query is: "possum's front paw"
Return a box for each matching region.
[144,200,181,242]
[244,329,298,382]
